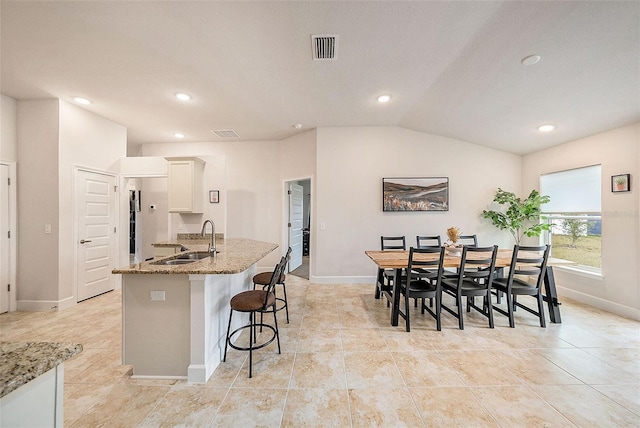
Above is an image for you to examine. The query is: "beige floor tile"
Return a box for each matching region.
[344,351,405,389]
[69,382,170,427]
[534,348,640,384]
[392,351,465,387]
[64,382,115,426]
[341,328,387,352]
[281,388,351,427]
[410,387,498,427]
[530,384,640,427]
[497,349,583,386]
[233,352,294,388]
[139,383,228,427]
[592,384,640,416]
[380,329,437,351]
[212,387,287,427]
[297,327,343,352]
[348,388,424,427]
[438,350,522,386]
[291,352,347,389]
[581,346,640,375]
[472,385,575,427]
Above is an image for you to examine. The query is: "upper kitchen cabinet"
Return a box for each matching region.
[166,157,205,213]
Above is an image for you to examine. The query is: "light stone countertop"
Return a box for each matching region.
[112,238,278,275]
[0,342,83,398]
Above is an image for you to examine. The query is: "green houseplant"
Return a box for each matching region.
[481,188,551,245]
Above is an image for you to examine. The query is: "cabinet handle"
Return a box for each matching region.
[80,239,92,244]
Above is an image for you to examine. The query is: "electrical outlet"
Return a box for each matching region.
[150,290,165,301]
[44,224,52,234]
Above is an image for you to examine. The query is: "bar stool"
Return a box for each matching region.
[223,256,286,378]
[252,247,291,323]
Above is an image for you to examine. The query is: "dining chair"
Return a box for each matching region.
[375,236,406,306]
[458,234,478,247]
[253,247,292,323]
[398,247,445,332]
[441,245,498,329]
[223,256,286,378]
[416,235,442,248]
[492,245,550,327]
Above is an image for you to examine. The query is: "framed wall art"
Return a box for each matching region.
[382,177,449,212]
[611,174,631,193]
[209,190,220,203]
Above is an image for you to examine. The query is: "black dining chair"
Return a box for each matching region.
[441,245,498,330]
[416,235,442,248]
[398,247,445,332]
[492,245,550,327]
[458,234,478,247]
[375,236,406,307]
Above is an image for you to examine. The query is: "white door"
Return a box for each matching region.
[76,170,117,302]
[0,165,9,313]
[288,183,304,271]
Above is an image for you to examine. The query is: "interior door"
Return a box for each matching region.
[76,170,117,302]
[288,183,304,271]
[0,164,9,313]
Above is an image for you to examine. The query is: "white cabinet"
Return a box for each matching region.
[167,157,205,213]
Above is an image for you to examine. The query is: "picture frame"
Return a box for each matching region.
[209,190,220,203]
[383,177,449,211]
[611,174,631,193]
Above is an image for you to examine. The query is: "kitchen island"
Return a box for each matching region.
[113,238,278,383]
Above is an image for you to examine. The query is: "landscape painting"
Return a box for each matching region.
[383,177,449,211]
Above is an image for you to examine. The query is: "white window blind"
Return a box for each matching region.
[540,165,601,213]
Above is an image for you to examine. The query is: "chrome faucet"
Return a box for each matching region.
[201,220,216,254]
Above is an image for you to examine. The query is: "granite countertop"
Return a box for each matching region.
[0,342,83,398]
[112,238,278,275]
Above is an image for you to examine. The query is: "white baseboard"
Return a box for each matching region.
[309,275,376,284]
[557,285,640,321]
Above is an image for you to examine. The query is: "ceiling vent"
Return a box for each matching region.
[311,34,338,60]
[211,129,240,138]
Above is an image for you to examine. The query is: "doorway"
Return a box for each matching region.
[286,178,310,279]
[1,164,10,312]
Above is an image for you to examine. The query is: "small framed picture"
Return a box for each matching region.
[209,190,220,203]
[611,174,631,193]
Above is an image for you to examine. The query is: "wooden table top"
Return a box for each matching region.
[365,249,575,269]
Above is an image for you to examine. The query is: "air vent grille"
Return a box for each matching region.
[211,129,240,138]
[311,34,338,60]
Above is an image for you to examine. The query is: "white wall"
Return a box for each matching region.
[522,122,640,320]
[16,99,126,309]
[313,126,521,282]
[1,95,17,162]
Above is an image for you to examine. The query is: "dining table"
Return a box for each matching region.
[365,248,570,327]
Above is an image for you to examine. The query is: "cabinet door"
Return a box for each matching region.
[168,161,194,212]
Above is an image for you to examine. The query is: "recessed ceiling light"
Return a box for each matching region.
[521,54,541,66]
[73,97,91,105]
[174,133,185,138]
[292,123,303,129]
[538,125,556,132]
[377,94,391,103]
[175,93,191,101]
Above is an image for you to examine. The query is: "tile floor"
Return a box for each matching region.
[1,274,639,427]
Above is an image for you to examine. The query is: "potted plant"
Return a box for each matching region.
[481,188,551,245]
[615,177,626,191]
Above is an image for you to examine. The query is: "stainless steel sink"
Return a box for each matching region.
[152,259,197,266]
[175,251,216,260]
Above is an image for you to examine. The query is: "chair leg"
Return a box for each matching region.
[248,311,254,378]
[506,292,515,328]
[457,295,464,330]
[537,293,546,328]
[223,309,233,362]
[272,304,281,354]
[436,293,442,331]
[486,294,494,328]
[405,293,411,332]
[281,282,289,323]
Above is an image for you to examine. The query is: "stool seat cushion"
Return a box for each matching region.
[252,271,286,285]
[230,290,275,312]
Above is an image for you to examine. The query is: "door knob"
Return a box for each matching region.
[80,239,92,244]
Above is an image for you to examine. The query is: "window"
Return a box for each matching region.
[540,165,601,272]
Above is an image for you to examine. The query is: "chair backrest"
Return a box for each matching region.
[406,246,445,284]
[263,256,287,308]
[381,236,406,251]
[416,235,442,248]
[458,235,478,247]
[456,245,498,287]
[507,245,550,289]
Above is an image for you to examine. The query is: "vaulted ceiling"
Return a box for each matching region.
[2,1,639,155]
